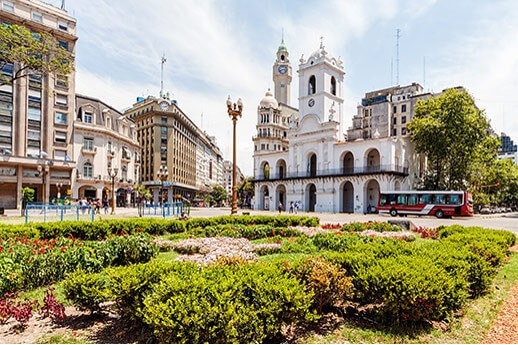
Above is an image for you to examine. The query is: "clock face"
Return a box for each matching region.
[278,65,288,75]
[159,101,170,111]
[308,98,315,107]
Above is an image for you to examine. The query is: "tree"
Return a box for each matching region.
[133,184,152,217]
[20,187,35,216]
[0,23,73,86]
[237,177,255,207]
[408,88,490,190]
[210,185,227,206]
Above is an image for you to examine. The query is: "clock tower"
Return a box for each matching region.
[273,38,292,106]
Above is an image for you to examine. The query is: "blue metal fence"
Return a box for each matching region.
[25,203,94,224]
[142,202,184,217]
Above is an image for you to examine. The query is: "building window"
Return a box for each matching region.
[84,111,93,123]
[55,131,67,144]
[402,127,407,135]
[393,105,397,114]
[330,76,336,96]
[392,128,397,136]
[54,150,66,160]
[55,94,67,106]
[402,116,407,124]
[2,0,14,12]
[55,75,68,88]
[83,137,94,151]
[58,21,68,31]
[55,112,67,125]
[393,117,397,125]
[58,40,69,51]
[308,75,316,95]
[161,116,167,124]
[401,104,407,112]
[32,11,43,22]
[83,162,93,178]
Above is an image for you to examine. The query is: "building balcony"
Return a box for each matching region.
[254,165,409,182]
[81,147,97,155]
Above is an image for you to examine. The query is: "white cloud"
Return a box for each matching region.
[71,0,438,176]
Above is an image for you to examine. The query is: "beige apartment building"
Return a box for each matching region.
[126,94,199,203]
[0,0,77,209]
[73,95,140,206]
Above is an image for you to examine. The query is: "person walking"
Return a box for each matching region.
[294,201,299,214]
[289,201,294,213]
[102,198,109,214]
[278,201,283,214]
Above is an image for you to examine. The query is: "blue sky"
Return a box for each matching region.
[54,0,518,175]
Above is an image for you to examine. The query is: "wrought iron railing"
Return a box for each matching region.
[255,165,409,181]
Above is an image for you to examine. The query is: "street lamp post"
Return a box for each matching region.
[226,96,243,215]
[157,165,169,218]
[37,164,49,204]
[107,167,119,215]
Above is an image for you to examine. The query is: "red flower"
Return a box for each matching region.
[0,246,3,252]
[60,247,67,252]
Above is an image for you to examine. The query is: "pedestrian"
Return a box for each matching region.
[289,201,294,213]
[95,199,101,215]
[103,198,109,214]
[278,201,283,214]
[294,201,299,214]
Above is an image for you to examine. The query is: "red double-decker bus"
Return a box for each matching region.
[378,191,473,218]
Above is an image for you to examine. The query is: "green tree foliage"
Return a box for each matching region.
[133,184,152,217]
[237,177,254,206]
[20,187,35,216]
[0,23,73,86]
[408,88,490,190]
[210,185,227,205]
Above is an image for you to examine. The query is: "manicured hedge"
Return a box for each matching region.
[0,233,157,295]
[0,215,319,241]
[341,221,402,232]
[64,260,317,343]
[189,224,302,239]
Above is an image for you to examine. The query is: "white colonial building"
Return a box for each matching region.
[253,40,421,213]
[72,95,140,206]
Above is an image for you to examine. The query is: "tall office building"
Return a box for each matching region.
[0,0,77,209]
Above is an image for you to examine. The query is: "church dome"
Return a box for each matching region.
[259,89,278,109]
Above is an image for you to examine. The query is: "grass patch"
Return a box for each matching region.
[17,282,70,306]
[156,251,179,262]
[36,332,90,344]
[302,251,518,344]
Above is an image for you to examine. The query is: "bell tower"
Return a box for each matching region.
[273,37,292,106]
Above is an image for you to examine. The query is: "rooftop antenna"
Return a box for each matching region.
[320,35,324,49]
[390,57,393,86]
[281,28,284,43]
[160,54,167,98]
[61,0,65,10]
[396,28,401,85]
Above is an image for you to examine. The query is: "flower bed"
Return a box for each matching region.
[0,233,157,295]
[158,237,281,264]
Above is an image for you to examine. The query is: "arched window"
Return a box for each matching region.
[280,54,285,61]
[331,76,336,96]
[83,162,93,178]
[121,166,128,181]
[309,154,317,177]
[308,75,316,95]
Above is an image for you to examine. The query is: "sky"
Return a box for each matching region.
[50,0,518,176]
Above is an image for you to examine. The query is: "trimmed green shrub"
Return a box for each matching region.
[189,224,302,239]
[341,221,402,232]
[62,271,108,312]
[141,263,317,343]
[355,255,468,323]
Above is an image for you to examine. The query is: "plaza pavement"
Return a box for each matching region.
[2,207,517,234]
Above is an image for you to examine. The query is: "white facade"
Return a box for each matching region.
[72,95,140,206]
[195,132,224,190]
[254,41,418,213]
